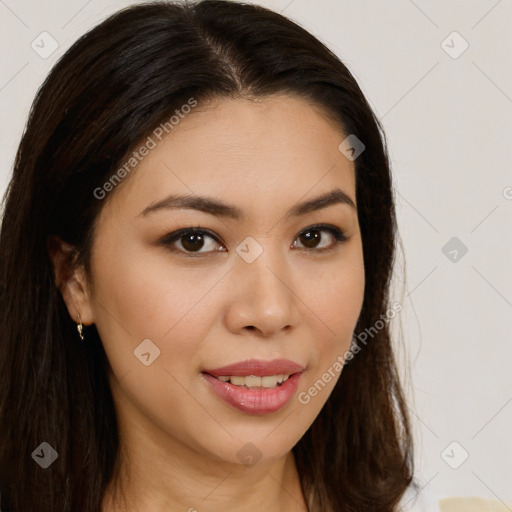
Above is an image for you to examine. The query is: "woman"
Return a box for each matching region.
[0,1,430,510]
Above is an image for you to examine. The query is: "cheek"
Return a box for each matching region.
[334,267,365,336]
[89,235,223,380]
[297,244,365,389]
[305,249,365,343]
[89,238,224,439]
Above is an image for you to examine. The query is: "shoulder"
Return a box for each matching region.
[397,484,512,512]
[439,497,512,511]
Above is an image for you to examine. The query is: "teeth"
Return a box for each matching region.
[216,374,291,388]
[245,375,262,387]
[230,376,246,386]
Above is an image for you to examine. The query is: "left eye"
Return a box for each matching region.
[292,224,346,251]
[160,224,346,256]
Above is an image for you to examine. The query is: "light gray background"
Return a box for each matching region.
[1,0,511,502]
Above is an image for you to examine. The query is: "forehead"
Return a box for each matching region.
[103,94,356,220]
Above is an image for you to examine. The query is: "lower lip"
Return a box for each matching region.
[201,372,303,415]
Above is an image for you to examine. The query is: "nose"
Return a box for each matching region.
[223,247,300,338]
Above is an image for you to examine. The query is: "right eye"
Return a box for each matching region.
[160,227,226,256]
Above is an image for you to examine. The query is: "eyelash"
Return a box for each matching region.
[159,223,347,257]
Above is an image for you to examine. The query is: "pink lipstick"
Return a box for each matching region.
[201,358,304,415]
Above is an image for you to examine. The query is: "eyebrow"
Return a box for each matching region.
[138,188,356,219]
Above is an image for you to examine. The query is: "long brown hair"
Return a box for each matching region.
[0,1,415,510]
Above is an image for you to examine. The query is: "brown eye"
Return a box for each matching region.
[180,232,207,252]
[161,228,225,255]
[292,225,346,252]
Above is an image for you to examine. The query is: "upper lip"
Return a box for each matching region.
[203,358,305,377]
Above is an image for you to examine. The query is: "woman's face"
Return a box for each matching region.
[83,94,365,466]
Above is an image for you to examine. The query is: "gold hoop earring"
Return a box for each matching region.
[77,314,84,342]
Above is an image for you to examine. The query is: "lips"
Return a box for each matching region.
[203,358,305,377]
[201,358,305,415]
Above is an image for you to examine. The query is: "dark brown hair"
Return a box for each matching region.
[0,1,415,510]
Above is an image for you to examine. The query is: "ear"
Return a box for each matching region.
[47,234,94,326]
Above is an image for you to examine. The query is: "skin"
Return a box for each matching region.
[50,94,365,512]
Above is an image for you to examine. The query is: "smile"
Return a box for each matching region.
[201,358,305,415]
[214,374,291,388]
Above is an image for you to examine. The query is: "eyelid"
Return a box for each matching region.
[293,223,347,250]
[159,223,347,256]
[159,226,224,248]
